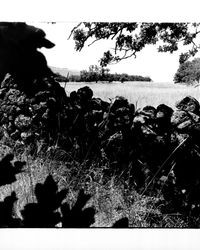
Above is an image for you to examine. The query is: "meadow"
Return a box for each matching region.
[0,148,187,227]
[63,81,199,109]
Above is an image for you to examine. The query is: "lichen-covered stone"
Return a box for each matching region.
[14,115,32,130]
[132,106,156,135]
[106,96,134,132]
[0,73,69,146]
[176,96,200,114]
[171,110,190,126]
[0,143,13,159]
[141,106,156,119]
[20,132,33,142]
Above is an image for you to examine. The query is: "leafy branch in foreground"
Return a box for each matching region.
[61,189,96,227]
[0,153,128,227]
[0,153,25,227]
[69,22,200,66]
[21,175,68,227]
[0,154,25,186]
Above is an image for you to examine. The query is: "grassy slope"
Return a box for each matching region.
[0,145,188,227]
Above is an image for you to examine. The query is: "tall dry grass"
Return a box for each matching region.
[63,81,199,109]
[0,143,188,227]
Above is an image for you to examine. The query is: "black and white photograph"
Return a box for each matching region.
[0,0,200,249]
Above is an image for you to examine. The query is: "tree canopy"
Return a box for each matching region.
[174,58,200,84]
[69,22,200,67]
[70,64,152,83]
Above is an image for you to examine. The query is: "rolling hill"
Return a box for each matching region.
[50,66,80,77]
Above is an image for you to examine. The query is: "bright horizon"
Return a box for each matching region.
[28,22,200,83]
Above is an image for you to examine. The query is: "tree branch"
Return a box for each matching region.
[88,31,120,47]
[191,40,200,49]
[111,27,123,40]
[88,37,105,47]
[122,51,137,60]
[68,22,82,39]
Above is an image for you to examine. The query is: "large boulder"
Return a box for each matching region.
[132,106,156,136]
[105,96,135,132]
[176,96,200,115]
[171,102,200,135]
[156,104,174,133]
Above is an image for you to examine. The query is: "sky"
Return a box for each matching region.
[2,0,200,84]
[27,22,191,83]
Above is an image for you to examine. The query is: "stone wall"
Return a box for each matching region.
[1,72,200,220]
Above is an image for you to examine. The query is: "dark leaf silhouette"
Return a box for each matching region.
[0,192,22,227]
[0,154,25,186]
[61,189,95,227]
[21,175,67,227]
[112,217,129,228]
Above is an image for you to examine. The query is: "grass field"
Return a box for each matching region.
[63,81,200,109]
[0,149,187,227]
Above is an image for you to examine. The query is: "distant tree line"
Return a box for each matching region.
[68,65,152,83]
[174,58,200,85]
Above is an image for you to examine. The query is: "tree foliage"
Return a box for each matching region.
[77,65,152,82]
[174,58,200,84]
[79,65,110,82]
[69,22,200,66]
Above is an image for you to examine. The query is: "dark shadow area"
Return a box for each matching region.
[21,175,67,227]
[61,189,96,228]
[0,22,55,94]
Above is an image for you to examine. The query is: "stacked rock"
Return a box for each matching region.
[0,74,68,147]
